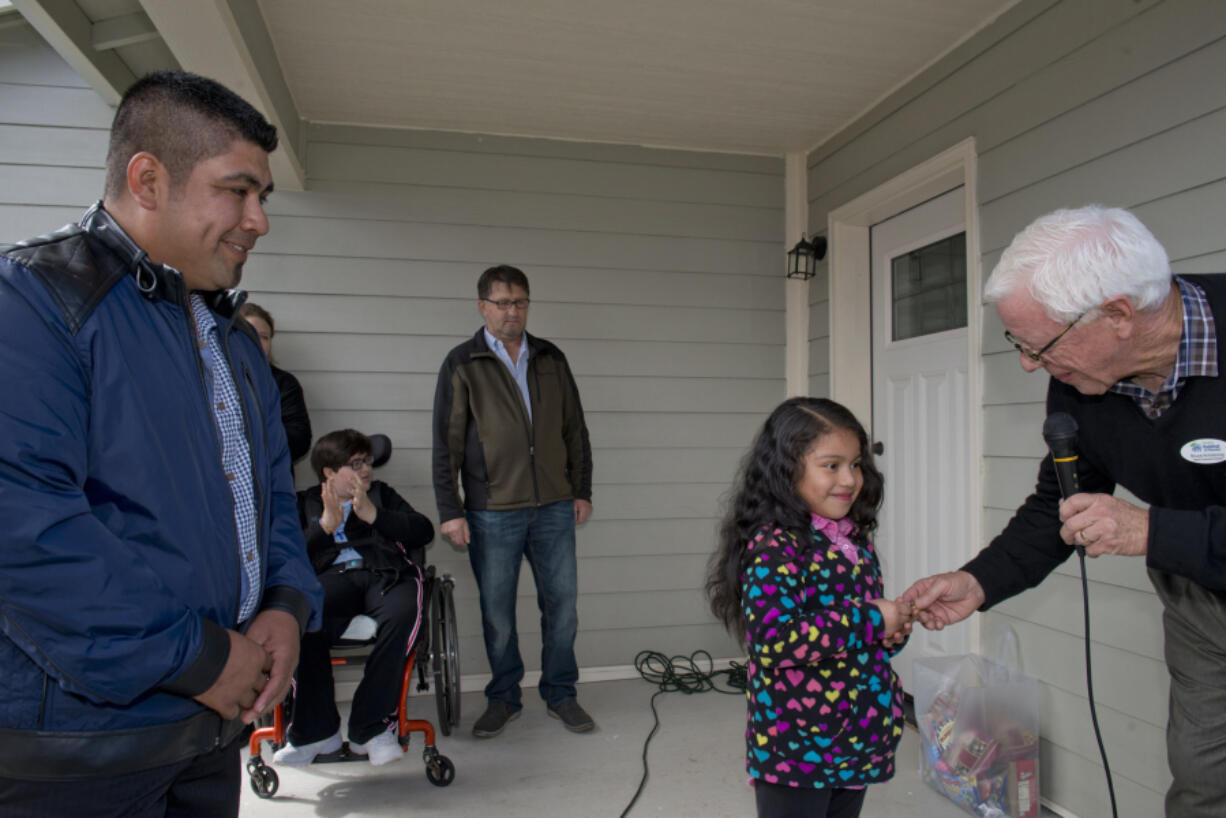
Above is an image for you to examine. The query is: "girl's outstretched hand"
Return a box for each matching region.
[871,598,914,646]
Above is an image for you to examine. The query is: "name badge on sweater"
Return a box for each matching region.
[1180,439,1226,464]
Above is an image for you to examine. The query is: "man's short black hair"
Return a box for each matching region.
[478,265,530,300]
[310,429,371,481]
[104,70,278,199]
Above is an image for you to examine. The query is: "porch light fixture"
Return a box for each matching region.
[787,234,827,280]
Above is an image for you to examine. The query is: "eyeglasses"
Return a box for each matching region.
[482,298,530,311]
[344,455,374,471]
[1004,313,1085,362]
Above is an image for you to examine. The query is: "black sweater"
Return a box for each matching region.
[965,274,1226,605]
[272,365,312,463]
[298,480,434,576]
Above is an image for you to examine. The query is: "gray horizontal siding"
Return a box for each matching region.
[306,137,782,208]
[807,0,1225,813]
[0,23,110,245]
[255,123,784,679]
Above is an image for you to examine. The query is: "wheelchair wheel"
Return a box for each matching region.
[424,748,456,787]
[430,574,461,735]
[246,757,279,799]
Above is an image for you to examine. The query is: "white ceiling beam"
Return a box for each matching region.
[137,0,305,190]
[92,11,158,51]
[11,0,136,105]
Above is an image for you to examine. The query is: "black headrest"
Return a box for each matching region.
[369,434,392,468]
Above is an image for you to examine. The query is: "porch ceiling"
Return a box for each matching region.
[10,0,1018,185]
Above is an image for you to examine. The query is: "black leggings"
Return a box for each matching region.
[754,782,867,818]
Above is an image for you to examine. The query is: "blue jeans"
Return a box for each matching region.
[467,500,579,708]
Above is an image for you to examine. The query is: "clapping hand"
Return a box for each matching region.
[350,474,376,524]
[320,478,344,533]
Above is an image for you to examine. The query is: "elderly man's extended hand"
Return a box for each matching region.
[898,570,986,631]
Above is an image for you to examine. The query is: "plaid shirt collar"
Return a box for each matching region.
[1109,276,1217,417]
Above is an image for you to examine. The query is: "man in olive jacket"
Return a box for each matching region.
[432,264,594,738]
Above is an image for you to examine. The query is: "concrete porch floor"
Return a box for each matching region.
[238,676,1055,817]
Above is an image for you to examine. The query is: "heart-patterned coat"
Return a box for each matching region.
[740,518,906,790]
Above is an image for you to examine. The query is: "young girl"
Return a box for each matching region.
[707,397,912,818]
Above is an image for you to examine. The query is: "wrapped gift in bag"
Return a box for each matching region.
[913,644,1040,818]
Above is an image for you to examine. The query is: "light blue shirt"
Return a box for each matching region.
[331,501,362,564]
[484,328,532,423]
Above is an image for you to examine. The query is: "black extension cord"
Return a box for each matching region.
[619,650,748,817]
[1077,548,1119,818]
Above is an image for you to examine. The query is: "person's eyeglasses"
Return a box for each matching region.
[482,298,530,311]
[1004,313,1085,362]
[344,455,374,471]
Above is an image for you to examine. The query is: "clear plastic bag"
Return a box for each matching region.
[913,635,1040,818]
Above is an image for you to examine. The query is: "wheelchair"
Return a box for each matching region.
[245,435,463,797]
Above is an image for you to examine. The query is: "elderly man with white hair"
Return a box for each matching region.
[901,205,1226,818]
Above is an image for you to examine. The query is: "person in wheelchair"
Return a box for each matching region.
[274,429,435,766]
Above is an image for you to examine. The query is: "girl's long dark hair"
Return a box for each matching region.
[705,397,883,641]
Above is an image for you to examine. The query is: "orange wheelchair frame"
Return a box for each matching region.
[245,566,461,797]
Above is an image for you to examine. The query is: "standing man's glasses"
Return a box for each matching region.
[1003,313,1085,362]
[482,298,530,311]
[344,455,374,470]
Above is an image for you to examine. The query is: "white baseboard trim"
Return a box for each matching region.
[334,657,744,703]
[1040,799,1079,818]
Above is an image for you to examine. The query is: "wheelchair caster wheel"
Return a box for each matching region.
[246,758,279,799]
[425,754,455,786]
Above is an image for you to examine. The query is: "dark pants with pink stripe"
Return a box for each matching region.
[287,566,421,747]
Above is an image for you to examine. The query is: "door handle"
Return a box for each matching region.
[872,441,884,456]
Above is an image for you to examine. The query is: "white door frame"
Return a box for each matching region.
[826,137,984,652]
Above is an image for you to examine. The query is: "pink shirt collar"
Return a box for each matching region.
[810,512,860,564]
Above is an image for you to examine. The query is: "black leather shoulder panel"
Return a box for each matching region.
[3,227,128,334]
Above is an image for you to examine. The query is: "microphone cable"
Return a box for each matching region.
[1045,413,1118,817]
[619,649,747,818]
[1076,546,1118,818]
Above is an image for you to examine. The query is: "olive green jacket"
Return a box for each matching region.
[432,328,592,522]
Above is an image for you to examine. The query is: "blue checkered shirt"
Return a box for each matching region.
[1109,276,1218,419]
[190,294,262,622]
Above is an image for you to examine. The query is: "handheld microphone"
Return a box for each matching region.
[1042,412,1080,499]
[1042,412,1081,552]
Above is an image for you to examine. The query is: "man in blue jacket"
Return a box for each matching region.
[0,71,322,817]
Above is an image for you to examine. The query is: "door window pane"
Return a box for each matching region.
[891,232,966,340]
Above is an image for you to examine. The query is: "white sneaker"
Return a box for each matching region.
[272,730,342,766]
[350,728,402,766]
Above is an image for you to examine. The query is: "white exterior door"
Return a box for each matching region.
[870,187,972,691]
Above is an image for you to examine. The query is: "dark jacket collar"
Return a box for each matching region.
[81,202,247,319]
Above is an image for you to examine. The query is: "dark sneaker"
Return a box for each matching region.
[547,698,595,733]
[472,701,521,738]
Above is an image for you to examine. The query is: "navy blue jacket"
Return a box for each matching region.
[0,204,322,777]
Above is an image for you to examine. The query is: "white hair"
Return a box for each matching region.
[983,205,1171,322]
